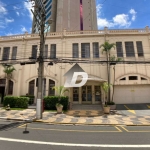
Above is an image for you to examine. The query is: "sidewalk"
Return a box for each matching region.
[0,107,150,125]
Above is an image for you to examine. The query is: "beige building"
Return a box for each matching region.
[0,26,150,104]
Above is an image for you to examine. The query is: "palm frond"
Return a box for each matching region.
[101,82,112,94]
[52,86,69,97]
[100,41,116,53]
[2,65,16,75]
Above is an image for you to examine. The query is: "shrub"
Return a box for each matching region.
[3,96,17,108]
[20,95,34,105]
[3,96,29,108]
[60,96,69,110]
[44,96,69,110]
[107,101,115,105]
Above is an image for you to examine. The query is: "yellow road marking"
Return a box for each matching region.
[18,123,30,128]
[126,131,150,132]
[18,127,120,132]
[147,105,150,109]
[120,126,150,132]
[114,126,122,132]
[124,105,136,114]
[18,124,26,128]
[120,126,129,132]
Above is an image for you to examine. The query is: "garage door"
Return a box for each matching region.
[114,85,150,104]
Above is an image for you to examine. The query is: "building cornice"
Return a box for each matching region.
[0,27,150,42]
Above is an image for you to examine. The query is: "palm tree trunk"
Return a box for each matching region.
[108,53,111,102]
[4,78,8,96]
[112,66,115,102]
[106,51,110,102]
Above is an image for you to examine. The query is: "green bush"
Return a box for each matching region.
[3,96,29,108]
[60,96,69,110]
[107,101,115,105]
[20,95,34,105]
[3,96,17,108]
[44,96,69,110]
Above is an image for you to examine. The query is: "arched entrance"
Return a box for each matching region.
[28,78,56,97]
[72,75,106,104]
[0,79,14,104]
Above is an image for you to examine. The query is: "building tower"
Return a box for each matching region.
[32,0,57,33]
[32,0,97,33]
[56,0,97,32]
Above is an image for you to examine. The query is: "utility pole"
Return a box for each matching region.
[37,12,45,119]
[30,0,46,119]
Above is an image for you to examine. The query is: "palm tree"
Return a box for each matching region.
[2,64,16,96]
[110,56,122,102]
[52,86,69,102]
[101,82,112,105]
[100,41,115,102]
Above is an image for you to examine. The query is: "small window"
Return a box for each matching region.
[31,45,37,59]
[8,80,13,95]
[28,80,35,95]
[0,79,6,86]
[12,46,17,60]
[73,87,79,101]
[141,77,147,80]
[44,45,48,59]
[3,47,10,60]
[136,41,144,57]
[50,44,56,59]
[129,76,138,80]
[120,77,126,80]
[125,42,135,57]
[49,79,55,96]
[93,42,99,58]
[81,43,90,58]
[72,43,79,58]
[116,42,123,57]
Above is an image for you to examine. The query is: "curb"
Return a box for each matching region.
[33,119,150,126]
[0,117,34,123]
[1,117,150,126]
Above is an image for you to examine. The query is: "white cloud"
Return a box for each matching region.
[6,32,14,36]
[97,4,102,17]
[16,12,20,16]
[113,14,131,27]
[97,6,137,29]
[6,32,20,36]
[5,18,14,23]
[24,1,33,20]
[129,9,137,21]
[97,18,114,28]
[21,26,27,32]
[13,6,20,10]
[97,14,131,29]
[0,2,7,15]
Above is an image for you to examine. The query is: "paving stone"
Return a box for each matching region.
[70,118,79,123]
[85,118,93,124]
[54,118,63,123]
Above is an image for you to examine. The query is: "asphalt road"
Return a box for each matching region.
[0,120,150,150]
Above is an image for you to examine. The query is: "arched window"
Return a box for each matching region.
[0,79,6,86]
[28,80,35,95]
[49,79,55,96]
[8,80,13,95]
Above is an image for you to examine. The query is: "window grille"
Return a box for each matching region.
[81,43,90,58]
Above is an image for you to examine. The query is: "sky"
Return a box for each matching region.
[0,0,150,36]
